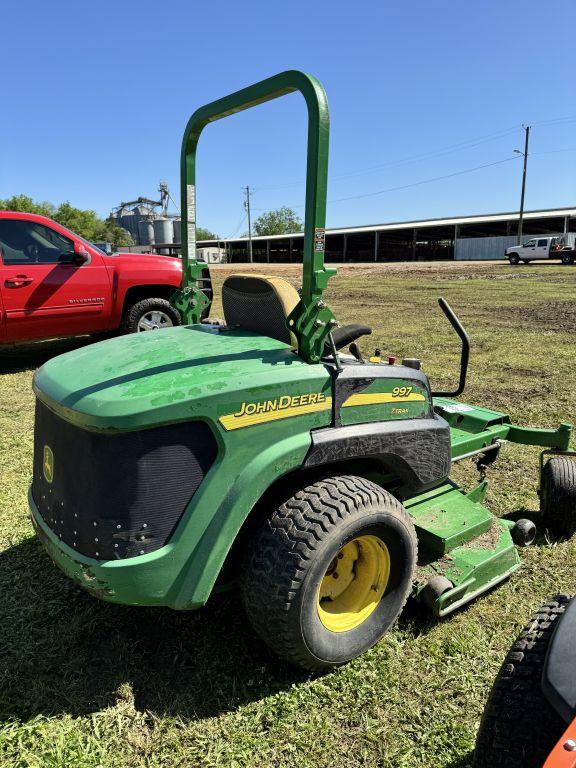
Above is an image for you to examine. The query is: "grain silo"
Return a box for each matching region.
[138,219,155,246]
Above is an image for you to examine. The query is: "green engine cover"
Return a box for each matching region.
[29,324,441,609]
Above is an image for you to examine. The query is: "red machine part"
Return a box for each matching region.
[545,719,576,768]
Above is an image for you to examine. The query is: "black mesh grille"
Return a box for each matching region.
[222,276,293,344]
[32,399,217,560]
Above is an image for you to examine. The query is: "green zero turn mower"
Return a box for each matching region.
[29,71,576,671]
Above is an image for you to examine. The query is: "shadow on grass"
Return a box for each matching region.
[0,536,309,722]
[0,337,92,375]
[2,503,557,725]
[503,507,573,547]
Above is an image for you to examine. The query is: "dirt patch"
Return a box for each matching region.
[493,300,576,333]
[461,521,502,551]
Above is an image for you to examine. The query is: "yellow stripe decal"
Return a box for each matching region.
[219,390,426,431]
[219,398,333,431]
[343,392,426,407]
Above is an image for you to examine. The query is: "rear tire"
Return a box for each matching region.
[540,457,576,537]
[508,254,520,265]
[122,298,181,334]
[562,253,575,265]
[242,475,417,671]
[474,595,572,768]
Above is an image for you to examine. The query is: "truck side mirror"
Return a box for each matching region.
[73,242,91,265]
[59,249,90,266]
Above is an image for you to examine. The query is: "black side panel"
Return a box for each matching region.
[32,400,217,560]
[542,597,576,723]
[332,363,433,427]
[303,416,451,493]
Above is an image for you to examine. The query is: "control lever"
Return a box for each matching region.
[431,298,470,397]
[369,348,382,363]
[349,342,363,362]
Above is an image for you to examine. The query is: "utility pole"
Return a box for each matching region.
[515,125,530,245]
[244,185,253,263]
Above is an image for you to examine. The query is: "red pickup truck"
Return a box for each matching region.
[0,211,183,343]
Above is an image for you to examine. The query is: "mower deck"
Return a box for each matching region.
[401,397,571,615]
[407,481,520,616]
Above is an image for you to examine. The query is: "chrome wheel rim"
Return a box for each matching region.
[137,310,173,331]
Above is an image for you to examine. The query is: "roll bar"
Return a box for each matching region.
[172,70,338,363]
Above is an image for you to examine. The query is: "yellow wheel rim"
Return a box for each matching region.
[317,534,390,633]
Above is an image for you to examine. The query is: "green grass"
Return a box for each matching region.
[1,261,576,768]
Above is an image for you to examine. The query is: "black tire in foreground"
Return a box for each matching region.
[474,594,572,768]
[562,253,575,265]
[508,254,520,265]
[123,297,181,334]
[541,457,576,538]
[242,475,417,671]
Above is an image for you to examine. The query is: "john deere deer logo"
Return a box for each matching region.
[43,445,54,484]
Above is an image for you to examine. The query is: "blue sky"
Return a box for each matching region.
[2,0,574,237]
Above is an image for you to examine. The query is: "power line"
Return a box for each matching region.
[317,128,522,184]
[531,148,576,155]
[224,209,247,239]
[252,155,522,213]
[231,115,575,230]
[531,115,576,128]
[254,125,523,191]
[253,114,576,194]
[329,155,522,203]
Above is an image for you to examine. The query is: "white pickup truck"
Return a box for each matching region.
[505,234,576,265]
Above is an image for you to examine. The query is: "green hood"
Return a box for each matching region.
[33,326,330,432]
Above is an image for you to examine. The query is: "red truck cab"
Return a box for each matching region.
[0,212,183,343]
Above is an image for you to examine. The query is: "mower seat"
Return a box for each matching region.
[222,274,299,346]
[222,274,373,356]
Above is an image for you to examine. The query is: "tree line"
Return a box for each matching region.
[0,195,304,246]
[0,195,134,247]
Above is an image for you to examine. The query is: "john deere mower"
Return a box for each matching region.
[29,71,576,671]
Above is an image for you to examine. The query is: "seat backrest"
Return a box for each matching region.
[222,274,300,346]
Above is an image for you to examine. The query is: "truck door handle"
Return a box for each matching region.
[4,275,34,287]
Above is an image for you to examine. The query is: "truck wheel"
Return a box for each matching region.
[562,253,574,265]
[242,475,417,671]
[123,298,181,334]
[540,457,576,537]
[473,595,572,768]
[508,254,520,265]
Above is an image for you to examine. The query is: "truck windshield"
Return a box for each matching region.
[68,231,106,255]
